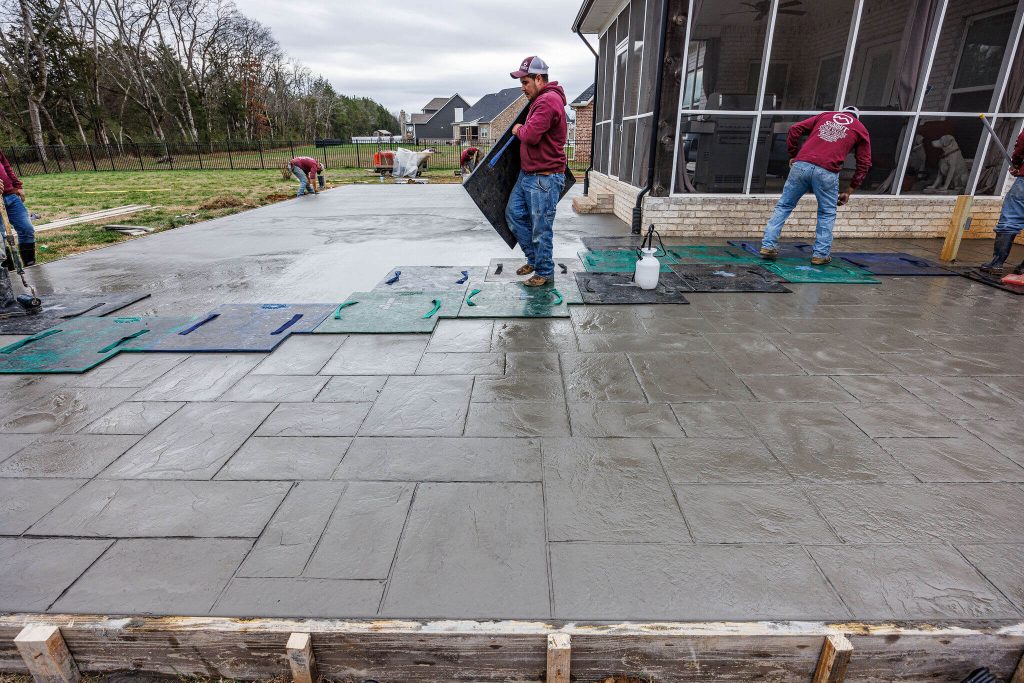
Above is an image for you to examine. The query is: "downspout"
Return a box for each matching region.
[631,0,673,234]
[574,29,599,195]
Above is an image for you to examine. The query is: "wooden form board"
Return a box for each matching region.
[2,616,1023,682]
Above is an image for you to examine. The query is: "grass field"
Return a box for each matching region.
[20,168,462,264]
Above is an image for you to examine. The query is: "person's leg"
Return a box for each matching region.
[505,171,536,267]
[292,167,309,196]
[317,173,325,190]
[4,195,36,266]
[982,177,1024,273]
[809,166,840,259]
[524,173,563,281]
[761,163,811,251]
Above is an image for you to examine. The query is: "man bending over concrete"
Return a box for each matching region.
[286,156,324,197]
[979,128,1024,275]
[505,56,567,287]
[759,107,871,265]
[0,149,36,269]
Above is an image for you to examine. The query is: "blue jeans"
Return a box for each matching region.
[761,161,838,258]
[994,177,1024,236]
[292,167,313,196]
[3,194,34,244]
[505,171,564,278]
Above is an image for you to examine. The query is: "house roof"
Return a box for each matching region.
[574,0,626,34]
[571,84,595,107]
[411,95,468,127]
[457,88,525,126]
[422,96,450,112]
[410,112,433,125]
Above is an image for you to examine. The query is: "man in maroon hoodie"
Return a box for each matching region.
[285,156,323,197]
[760,107,872,264]
[505,56,567,286]
[0,150,37,269]
[978,128,1024,275]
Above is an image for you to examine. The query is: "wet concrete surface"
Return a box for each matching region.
[2,184,1024,622]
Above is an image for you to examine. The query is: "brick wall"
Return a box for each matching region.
[574,103,593,165]
[589,171,1016,240]
[488,95,529,144]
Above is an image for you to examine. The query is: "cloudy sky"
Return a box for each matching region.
[236,0,596,115]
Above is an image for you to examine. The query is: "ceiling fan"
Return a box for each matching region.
[723,0,807,21]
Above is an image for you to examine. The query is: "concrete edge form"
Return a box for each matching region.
[2,615,1024,681]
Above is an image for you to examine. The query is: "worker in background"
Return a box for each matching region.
[505,56,567,287]
[285,156,324,197]
[979,128,1024,275]
[0,149,36,269]
[759,107,872,265]
[460,146,481,175]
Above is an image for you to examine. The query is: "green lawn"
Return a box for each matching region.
[22,168,462,264]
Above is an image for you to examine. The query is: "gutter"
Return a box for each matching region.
[574,30,599,195]
[631,0,672,234]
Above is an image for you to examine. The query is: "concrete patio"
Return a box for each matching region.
[1,184,1023,623]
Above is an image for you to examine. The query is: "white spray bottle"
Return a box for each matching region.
[634,224,664,290]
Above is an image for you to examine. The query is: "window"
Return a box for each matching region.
[947,10,1016,112]
[681,42,707,109]
[813,55,843,110]
[682,0,769,111]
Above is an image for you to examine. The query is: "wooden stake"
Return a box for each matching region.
[546,633,571,683]
[812,634,852,683]
[286,632,318,683]
[14,624,80,683]
[940,194,974,262]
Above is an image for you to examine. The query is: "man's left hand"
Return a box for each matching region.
[1011,165,1022,177]
[14,189,25,201]
[512,124,522,136]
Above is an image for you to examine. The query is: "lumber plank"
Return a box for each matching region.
[13,624,80,683]
[1010,650,1024,683]
[940,194,974,262]
[546,633,570,683]
[286,633,317,683]
[812,634,852,683]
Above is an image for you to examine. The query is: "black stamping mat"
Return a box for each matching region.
[486,258,583,282]
[581,235,645,251]
[835,252,957,276]
[729,240,814,258]
[960,269,1024,295]
[574,272,691,304]
[374,266,484,292]
[669,264,792,293]
[463,107,576,248]
[0,292,151,335]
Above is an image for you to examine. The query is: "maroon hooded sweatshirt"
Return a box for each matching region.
[1012,129,1024,168]
[788,112,872,189]
[515,82,567,174]
[289,157,320,176]
[0,151,23,195]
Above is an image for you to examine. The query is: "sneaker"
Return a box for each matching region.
[810,255,832,266]
[516,264,535,276]
[759,247,778,260]
[523,274,548,287]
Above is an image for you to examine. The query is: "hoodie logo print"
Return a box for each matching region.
[818,116,849,143]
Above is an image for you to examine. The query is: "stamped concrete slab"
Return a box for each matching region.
[426,319,494,352]
[360,376,472,437]
[416,352,505,375]
[382,483,549,618]
[255,403,372,437]
[0,435,139,478]
[29,480,290,537]
[958,544,1024,612]
[670,403,755,438]
[877,437,1024,482]
[560,353,645,402]
[0,387,137,434]
[840,402,968,438]
[334,437,542,482]
[702,333,805,376]
[236,482,346,577]
[740,375,856,402]
[654,438,791,483]
[213,578,384,618]
[550,543,848,620]
[99,355,188,389]
[567,403,684,437]
[896,376,988,421]
[831,375,920,403]
[490,319,577,352]
[314,376,387,403]
[0,478,86,533]
[320,335,427,375]
[700,311,789,334]
[133,354,262,401]
[809,484,1024,544]
[768,333,897,375]
[675,484,837,543]
[0,434,38,461]
[542,438,688,542]
[740,404,916,482]
[472,353,564,402]
[250,334,346,375]
[83,401,184,435]
[218,374,328,402]
[957,418,1024,467]
[629,352,754,402]
[881,351,1020,377]
[464,402,571,437]
[217,437,351,480]
[305,482,415,579]
[51,538,253,615]
[809,545,1020,620]
[102,402,275,479]
[576,332,712,353]
[927,376,1023,419]
[0,538,111,612]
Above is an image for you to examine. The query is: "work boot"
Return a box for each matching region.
[759,247,778,260]
[18,242,35,267]
[516,264,535,276]
[523,274,548,287]
[0,267,21,317]
[2,246,12,271]
[1013,259,1024,276]
[979,233,1015,275]
[811,255,832,266]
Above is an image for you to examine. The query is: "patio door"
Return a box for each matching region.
[608,40,628,179]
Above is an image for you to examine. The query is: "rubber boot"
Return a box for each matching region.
[2,246,12,271]
[18,242,35,267]
[1014,259,1024,276]
[0,267,21,317]
[979,233,1015,275]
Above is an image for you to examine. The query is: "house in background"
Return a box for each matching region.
[452,87,527,144]
[410,95,472,144]
[570,84,595,165]
[574,0,1024,239]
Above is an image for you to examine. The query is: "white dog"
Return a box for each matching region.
[926,134,969,192]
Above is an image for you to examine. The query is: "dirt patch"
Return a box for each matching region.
[199,195,247,210]
[262,192,294,203]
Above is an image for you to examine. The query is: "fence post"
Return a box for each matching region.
[87,143,97,171]
[104,143,114,170]
[289,140,295,158]
[134,142,144,170]
[356,142,361,168]
[196,141,204,170]
[9,147,22,176]
[38,146,48,174]
[257,139,265,169]
[69,146,78,172]
[226,140,234,169]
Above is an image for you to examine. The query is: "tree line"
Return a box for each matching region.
[0,0,399,156]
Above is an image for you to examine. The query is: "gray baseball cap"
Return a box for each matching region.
[511,56,549,78]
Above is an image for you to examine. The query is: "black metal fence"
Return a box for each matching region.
[5,139,587,177]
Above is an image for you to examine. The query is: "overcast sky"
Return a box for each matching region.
[236,0,596,115]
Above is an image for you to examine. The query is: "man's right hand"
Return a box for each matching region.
[1011,165,1022,177]
[838,191,852,206]
[789,158,796,167]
